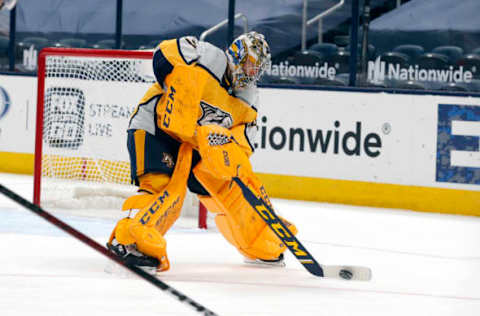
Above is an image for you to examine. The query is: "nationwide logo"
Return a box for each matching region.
[23,45,38,71]
[368,56,474,84]
[0,86,11,120]
[256,116,385,158]
[265,61,337,80]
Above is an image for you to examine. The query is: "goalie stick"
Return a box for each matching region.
[232,177,372,281]
[0,183,218,316]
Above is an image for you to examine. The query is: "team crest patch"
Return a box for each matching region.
[198,101,233,128]
[185,37,198,49]
[162,152,175,169]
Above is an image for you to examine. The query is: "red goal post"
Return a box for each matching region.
[33,47,207,228]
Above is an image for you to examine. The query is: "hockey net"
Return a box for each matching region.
[34,48,207,228]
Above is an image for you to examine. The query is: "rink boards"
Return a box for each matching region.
[0,74,479,216]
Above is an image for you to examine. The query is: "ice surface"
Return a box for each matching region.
[1,173,480,316]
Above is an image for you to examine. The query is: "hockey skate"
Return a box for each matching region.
[244,253,285,267]
[107,239,160,275]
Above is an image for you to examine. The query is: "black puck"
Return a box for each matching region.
[339,269,353,280]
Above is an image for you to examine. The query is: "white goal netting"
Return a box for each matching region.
[35,49,204,227]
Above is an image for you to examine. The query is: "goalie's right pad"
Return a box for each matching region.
[109,142,193,272]
[194,125,297,260]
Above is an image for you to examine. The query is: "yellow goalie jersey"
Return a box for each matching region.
[129,36,259,156]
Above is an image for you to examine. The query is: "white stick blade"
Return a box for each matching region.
[321,265,372,281]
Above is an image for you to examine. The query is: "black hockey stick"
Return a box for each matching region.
[0,183,218,316]
[232,177,372,281]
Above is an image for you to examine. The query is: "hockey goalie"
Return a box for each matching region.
[107,31,297,273]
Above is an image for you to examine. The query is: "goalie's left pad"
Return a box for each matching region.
[194,125,297,261]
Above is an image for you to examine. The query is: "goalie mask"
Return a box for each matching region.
[226,31,271,90]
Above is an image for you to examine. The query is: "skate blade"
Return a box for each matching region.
[104,260,135,278]
[243,257,286,268]
[104,260,158,278]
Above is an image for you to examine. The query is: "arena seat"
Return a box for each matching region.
[335,73,386,88]
[325,51,350,74]
[362,81,388,88]
[0,35,8,55]
[466,79,480,92]
[290,50,323,66]
[333,35,350,48]
[138,44,154,50]
[138,40,162,50]
[379,51,409,68]
[92,39,117,49]
[456,54,480,79]
[308,43,338,60]
[0,36,8,69]
[260,75,299,85]
[416,53,449,70]
[56,38,88,48]
[440,82,469,92]
[389,80,427,90]
[432,46,464,64]
[92,43,114,49]
[313,77,347,87]
[19,36,50,50]
[149,40,161,48]
[297,76,316,85]
[471,47,480,56]
[392,44,425,64]
[346,43,377,60]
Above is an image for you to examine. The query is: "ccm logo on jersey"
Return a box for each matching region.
[162,86,176,128]
[436,103,480,185]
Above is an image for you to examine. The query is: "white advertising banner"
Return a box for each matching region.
[252,88,480,192]
[42,77,150,162]
[0,75,37,153]
[1,73,480,192]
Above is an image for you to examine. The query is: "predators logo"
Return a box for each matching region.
[197,101,233,128]
[162,152,175,169]
[184,36,198,49]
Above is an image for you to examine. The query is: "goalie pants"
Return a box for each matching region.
[127,128,208,195]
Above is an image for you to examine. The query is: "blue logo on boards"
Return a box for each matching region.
[0,86,11,120]
[436,104,480,185]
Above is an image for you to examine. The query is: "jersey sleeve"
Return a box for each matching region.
[152,36,201,86]
[233,85,259,109]
[231,122,258,157]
